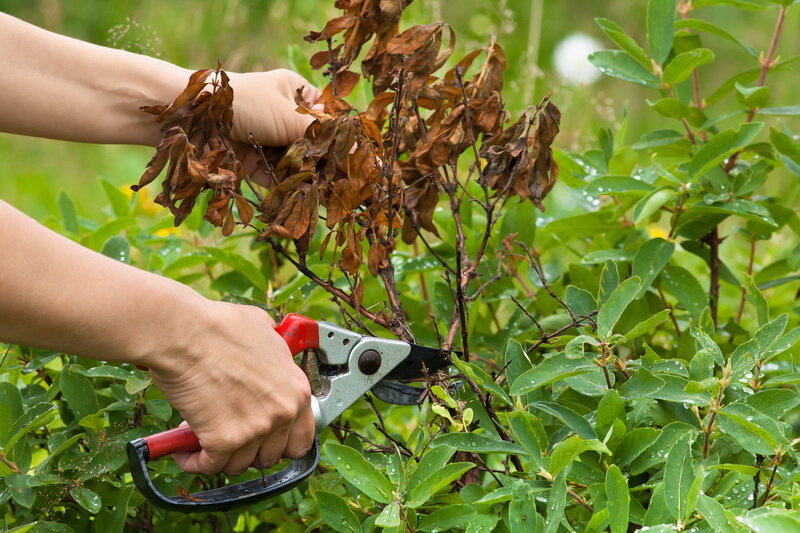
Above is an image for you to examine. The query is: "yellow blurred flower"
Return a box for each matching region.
[648,225,669,240]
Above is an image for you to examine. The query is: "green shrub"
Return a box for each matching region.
[3,0,800,531]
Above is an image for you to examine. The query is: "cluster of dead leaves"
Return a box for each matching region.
[134,0,561,279]
[133,66,254,236]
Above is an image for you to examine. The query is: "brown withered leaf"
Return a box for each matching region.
[479,97,561,210]
[135,0,563,312]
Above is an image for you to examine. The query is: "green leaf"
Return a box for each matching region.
[35,433,84,474]
[633,128,686,149]
[740,509,800,532]
[620,368,666,399]
[584,176,655,195]
[69,486,101,514]
[510,353,596,395]
[530,401,597,440]
[466,515,501,533]
[689,324,725,365]
[697,494,737,533]
[430,432,526,455]
[632,238,675,293]
[203,247,267,291]
[5,403,58,451]
[0,382,23,445]
[508,411,543,468]
[663,433,695,521]
[633,188,676,224]
[596,389,626,436]
[597,277,642,339]
[662,265,707,319]
[649,97,690,118]
[582,250,635,264]
[375,502,401,528]
[504,339,533,391]
[100,180,132,217]
[674,18,758,58]
[731,313,788,380]
[707,463,760,476]
[599,260,620,304]
[735,83,771,109]
[315,491,361,533]
[663,48,715,86]
[689,122,764,178]
[770,127,800,164]
[735,389,800,418]
[407,446,456,493]
[406,462,475,508]
[613,428,662,467]
[716,407,778,454]
[417,504,478,532]
[544,467,569,533]
[508,479,543,533]
[564,335,599,360]
[145,399,172,421]
[743,273,769,325]
[606,465,630,533]
[595,18,651,68]
[623,309,671,341]
[588,51,661,88]
[549,436,611,475]
[647,0,677,64]
[93,486,132,533]
[759,105,800,115]
[58,191,79,234]
[693,0,773,10]
[324,442,394,503]
[61,366,99,422]
[100,236,131,264]
[565,286,597,317]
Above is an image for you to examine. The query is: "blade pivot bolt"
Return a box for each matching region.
[358,350,382,375]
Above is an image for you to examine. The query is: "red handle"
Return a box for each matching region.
[275,313,320,356]
[140,313,320,459]
[145,426,200,460]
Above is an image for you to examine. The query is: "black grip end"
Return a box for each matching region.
[127,437,320,513]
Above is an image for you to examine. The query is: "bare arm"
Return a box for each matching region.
[0,12,186,145]
[0,200,314,474]
[0,12,323,475]
[0,12,321,147]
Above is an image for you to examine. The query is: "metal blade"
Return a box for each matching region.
[372,379,464,405]
[371,381,426,405]
[383,344,455,381]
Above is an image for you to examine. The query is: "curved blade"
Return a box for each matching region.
[384,344,455,381]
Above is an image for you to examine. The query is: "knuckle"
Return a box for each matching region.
[205,433,246,454]
[250,420,272,438]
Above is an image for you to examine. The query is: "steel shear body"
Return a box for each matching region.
[127,313,451,512]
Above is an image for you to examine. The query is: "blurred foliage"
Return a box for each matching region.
[3,0,800,532]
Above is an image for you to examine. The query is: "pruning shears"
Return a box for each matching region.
[127,313,453,512]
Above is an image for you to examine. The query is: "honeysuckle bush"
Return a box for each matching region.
[4,0,800,532]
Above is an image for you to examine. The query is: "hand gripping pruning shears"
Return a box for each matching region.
[127,313,452,512]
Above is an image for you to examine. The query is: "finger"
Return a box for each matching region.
[300,82,322,106]
[221,440,262,477]
[173,448,230,475]
[255,425,291,469]
[284,402,316,459]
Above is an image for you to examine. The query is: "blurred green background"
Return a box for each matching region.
[0,0,797,220]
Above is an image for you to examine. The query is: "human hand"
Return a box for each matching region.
[227,69,321,147]
[147,301,314,476]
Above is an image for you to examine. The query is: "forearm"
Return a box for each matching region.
[0,200,207,372]
[0,12,189,146]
